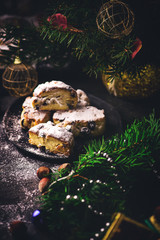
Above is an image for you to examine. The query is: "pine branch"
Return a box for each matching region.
[38,112,160,239]
[0,24,71,67]
[41,19,137,76]
[0,0,140,77]
[38,0,139,77]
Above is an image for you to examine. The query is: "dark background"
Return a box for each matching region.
[0,1,160,240]
[0,0,160,60]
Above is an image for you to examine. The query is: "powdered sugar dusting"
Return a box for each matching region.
[3,107,69,159]
[0,121,60,238]
[22,96,33,108]
[22,108,50,122]
[53,106,105,122]
[22,96,51,122]
[29,121,74,143]
[76,89,90,107]
[33,80,73,97]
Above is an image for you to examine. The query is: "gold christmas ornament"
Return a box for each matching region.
[102,65,160,98]
[2,56,38,97]
[96,0,134,39]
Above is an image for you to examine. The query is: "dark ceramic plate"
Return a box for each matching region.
[2,94,122,160]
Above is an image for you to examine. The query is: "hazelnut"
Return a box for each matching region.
[58,163,71,173]
[37,166,52,179]
[38,177,50,193]
[9,220,27,237]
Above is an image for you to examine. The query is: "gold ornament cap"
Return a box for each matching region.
[14,56,21,64]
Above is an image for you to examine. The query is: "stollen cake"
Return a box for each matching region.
[20,97,51,129]
[53,106,105,137]
[76,89,90,107]
[28,121,74,156]
[32,80,78,111]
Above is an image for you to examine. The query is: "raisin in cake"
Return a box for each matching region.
[53,106,105,137]
[20,97,51,129]
[32,80,78,111]
[28,121,74,156]
[76,89,90,107]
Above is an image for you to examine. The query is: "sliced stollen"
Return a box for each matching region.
[53,106,106,137]
[20,96,51,129]
[32,80,78,111]
[76,89,90,107]
[28,121,74,156]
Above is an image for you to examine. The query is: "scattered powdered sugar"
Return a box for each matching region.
[0,122,60,239]
[0,125,39,223]
[53,106,105,122]
[33,80,74,97]
[29,121,74,142]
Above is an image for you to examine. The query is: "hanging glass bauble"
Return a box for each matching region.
[102,65,160,98]
[96,0,134,39]
[2,57,38,97]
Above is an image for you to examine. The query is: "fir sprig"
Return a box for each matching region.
[39,113,160,239]
[0,0,140,77]
[39,0,139,77]
[0,24,72,68]
[41,19,137,77]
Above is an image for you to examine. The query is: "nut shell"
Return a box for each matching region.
[9,220,27,237]
[58,163,71,172]
[38,177,50,193]
[37,166,52,179]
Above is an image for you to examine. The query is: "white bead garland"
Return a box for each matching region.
[97,150,126,193]
[73,195,78,199]
[66,195,71,199]
[59,149,126,240]
[63,189,106,217]
[89,221,111,239]
[88,150,127,240]
[106,222,110,226]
